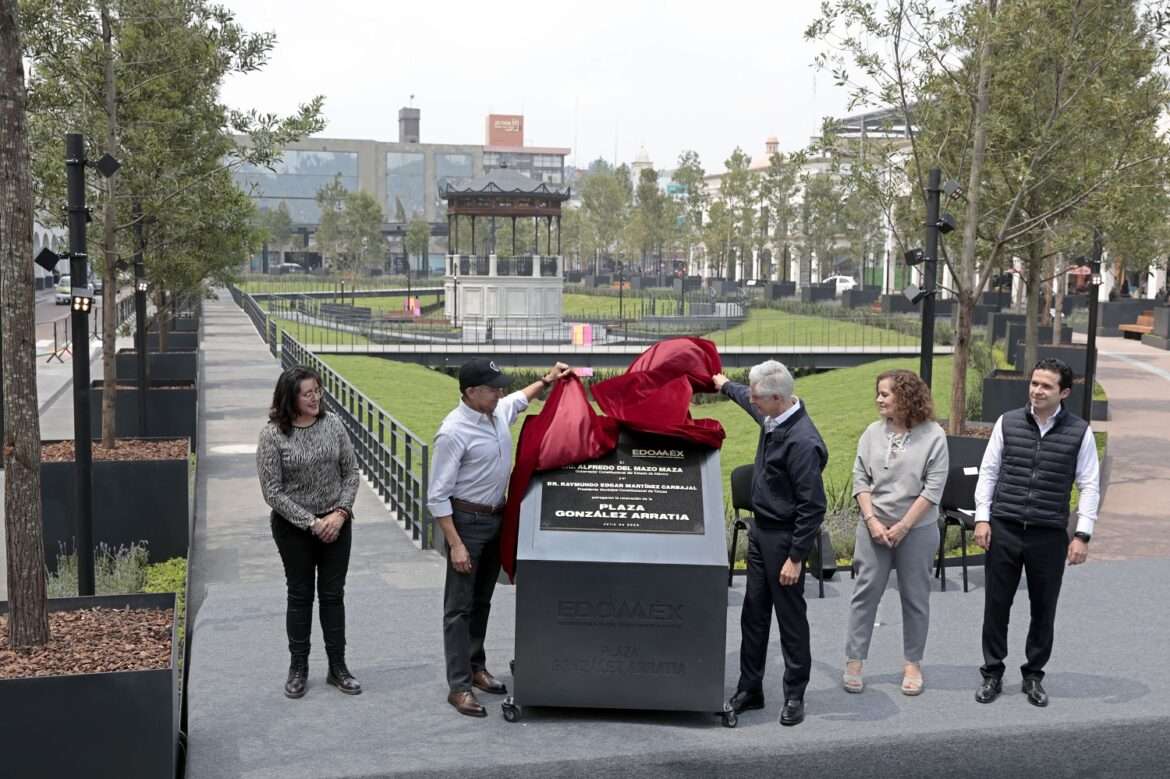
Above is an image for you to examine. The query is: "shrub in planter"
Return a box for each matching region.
[88,379,197,444]
[0,593,179,779]
[40,438,192,571]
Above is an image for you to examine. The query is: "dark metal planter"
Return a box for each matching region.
[800,285,837,303]
[146,330,198,351]
[149,314,199,333]
[764,281,796,301]
[40,438,191,571]
[981,290,1011,308]
[880,294,917,314]
[981,370,1107,422]
[1014,343,1089,377]
[115,348,197,382]
[946,429,992,470]
[1092,299,1154,337]
[841,288,879,308]
[986,312,1027,344]
[1143,306,1170,350]
[0,593,179,779]
[1005,322,1072,367]
[88,379,197,444]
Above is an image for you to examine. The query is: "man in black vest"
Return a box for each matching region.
[973,358,1100,707]
[714,361,828,727]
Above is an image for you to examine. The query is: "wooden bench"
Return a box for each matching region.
[1119,310,1154,339]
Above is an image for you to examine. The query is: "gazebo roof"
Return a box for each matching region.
[441,168,571,201]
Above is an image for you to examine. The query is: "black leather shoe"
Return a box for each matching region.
[448,690,488,717]
[728,689,765,714]
[472,669,507,695]
[1022,678,1048,708]
[779,699,805,726]
[284,660,308,699]
[975,676,1002,704]
[327,661,362,695]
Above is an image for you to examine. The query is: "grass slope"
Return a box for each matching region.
[709,308,918,349]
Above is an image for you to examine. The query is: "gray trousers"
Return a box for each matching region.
[845,520,938,663]
[443,508,502,692]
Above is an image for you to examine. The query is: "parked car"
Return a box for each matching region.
[272,262,306,275]
[55,275,71,305]
[823,275,858,296]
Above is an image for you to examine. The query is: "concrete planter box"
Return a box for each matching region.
[0,593,179,779]
[841,288,879,309]
[115,349,197,383]
[706,279,738,296]
[88,380,197,445]
[1014,343,1090,377]
[1005,322,1072,367]
[880,294,917,314]
[146,330,197,351]
[800,285,836,303]
[40,438,191,571]
[981,370,1107,422]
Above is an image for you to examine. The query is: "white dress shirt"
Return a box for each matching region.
[426,391,529,518]
[974,405,1101,534]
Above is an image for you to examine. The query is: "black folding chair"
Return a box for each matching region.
[936,464,980,592]
[727,464,830,598]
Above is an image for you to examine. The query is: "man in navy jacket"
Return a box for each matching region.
[714,360,828,726]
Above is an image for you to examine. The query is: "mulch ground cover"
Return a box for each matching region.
[42,439,188,462]
[0,607,174,679]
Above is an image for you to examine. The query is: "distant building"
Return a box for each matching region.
[231,108,569,272]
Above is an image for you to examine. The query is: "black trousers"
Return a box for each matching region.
[271,513,352,665]
[443,508,502,692]
[980,517,1067,681]
[737,524,811,701]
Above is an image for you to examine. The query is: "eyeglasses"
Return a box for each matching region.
[299,388,324,400]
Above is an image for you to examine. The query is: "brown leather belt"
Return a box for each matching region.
[451,498,505,515]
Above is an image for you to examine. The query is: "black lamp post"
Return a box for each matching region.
[1082,229,1103,420]
[65,133,96,596]
[132,202,149,435]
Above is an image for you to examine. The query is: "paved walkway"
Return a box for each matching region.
[1087,335,1170,559]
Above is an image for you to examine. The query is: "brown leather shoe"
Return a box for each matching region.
[472,669,508,695]
[447,690,487,718]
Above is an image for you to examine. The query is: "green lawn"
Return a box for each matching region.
[270,317,372,346]
[238,275,411,294]
[708,308,919,349]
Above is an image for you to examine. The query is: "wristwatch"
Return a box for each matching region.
[1073,531,1091,544]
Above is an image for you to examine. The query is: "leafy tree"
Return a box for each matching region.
[760,151,803,281]
[263,201,294,264]
[405,217,430,275]
[339,190,385,274]
[799,171,845,283]
[716,148,758,281]
[314,174,347,270]
[579,162,628,267]
[22,0,325,448]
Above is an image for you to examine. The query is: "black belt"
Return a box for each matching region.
[451,498,505,515]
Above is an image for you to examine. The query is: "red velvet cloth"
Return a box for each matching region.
[499,337,725,578]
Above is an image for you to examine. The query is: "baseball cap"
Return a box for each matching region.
[459,358,510,392]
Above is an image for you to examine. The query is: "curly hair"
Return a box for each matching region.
[875,369,934,428]
[269,366,326,435]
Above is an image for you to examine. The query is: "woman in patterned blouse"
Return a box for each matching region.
[258,366,362,699]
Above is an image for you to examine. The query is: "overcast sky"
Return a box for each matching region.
[217,0,856,172]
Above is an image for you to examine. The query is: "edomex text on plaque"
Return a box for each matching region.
[539,431,705,534]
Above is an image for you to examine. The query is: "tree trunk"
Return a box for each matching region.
[99,2,118,450]
[1041,253,1054,327]
[1,0,49,647]
[1023,242,1042,373]
[1052,254,1065,345]
[948,0,997,434]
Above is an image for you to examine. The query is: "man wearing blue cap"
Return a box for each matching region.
[429,357,570,717]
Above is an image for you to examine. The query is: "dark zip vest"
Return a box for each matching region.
[990,406,1088,529]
